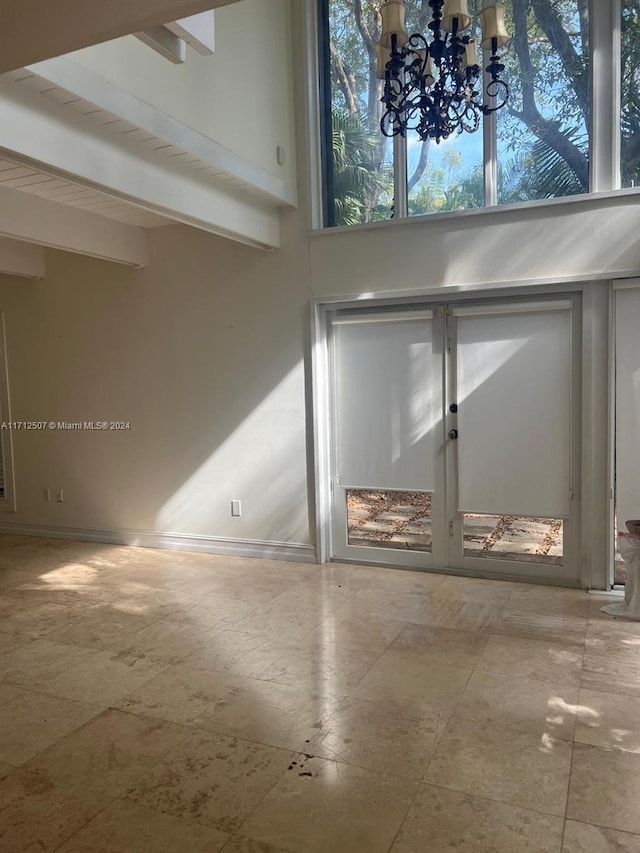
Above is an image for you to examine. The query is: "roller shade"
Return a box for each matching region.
[455,303,572,518]
[333,312,438,491]
[615,286,640,530]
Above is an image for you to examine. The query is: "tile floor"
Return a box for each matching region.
[0,534,638,852]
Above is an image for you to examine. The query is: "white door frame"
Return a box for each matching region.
[311,279,612,589]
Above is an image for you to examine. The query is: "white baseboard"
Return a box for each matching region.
[0,520,317,564]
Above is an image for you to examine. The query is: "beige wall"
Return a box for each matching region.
[0,217,312,544]
[308,195,640,297]
[67,0,296,187]
[0,3,637,558]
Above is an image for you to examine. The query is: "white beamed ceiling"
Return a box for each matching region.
[0,157,171,229]
[0,0,240,73]
[6,65,294,210]
[0,61,291,250]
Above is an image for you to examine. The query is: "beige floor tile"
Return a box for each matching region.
[114,664,253,727]
[231,605,323,641]
[45,604,161,650]
[257,642,380,695]
[204,576,294,605]
[410,597,505,632]
[0,691,102,765]
[425,717,572,816]
[581,652,640,698]
[506,586,589,618]
[55,798,230,852]
[364,567,445,595]
[494,610,587,646]
[238,755,417,853]
[350,652,471,718]
[477,634,583,686]
[0,640,98,688]
[127,728,293,834]
[36,650,167,707]
[585,620,640,654]
[568,743,640,834]
[184,630,279,678]
[0,683,23,707]
[575,689,640,753]
[0,569,39,593]
[455,670,578,741]
[387,623,489,668]
[390,784,564,852]
[306,695,445,779]
[220,838,294,853]
[434,576,517,601]
[198,679,320,752]
[171,593,260,630]
[266,584,353,618]
[0,767,109,853]
[25,708,185,797]
[109,588,200,622]
[562,820,640,852]
[0,762,15,780]
[0,631,30,656]
[339,588,430,622]
[0,601,74,640]
[304,613,406,653]
[109,619,222,664]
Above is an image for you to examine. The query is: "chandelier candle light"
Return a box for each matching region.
[375,0,510,143]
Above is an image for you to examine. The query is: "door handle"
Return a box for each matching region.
[448,429,459,440]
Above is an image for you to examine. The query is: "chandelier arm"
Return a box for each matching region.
[378,0,509,144]
[481,79,510,115]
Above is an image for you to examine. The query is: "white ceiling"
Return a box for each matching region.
[0,157,172,229]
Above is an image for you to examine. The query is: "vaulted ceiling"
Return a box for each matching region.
[0,0,241,72]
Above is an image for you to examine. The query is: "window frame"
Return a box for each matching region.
[313,0,630,229]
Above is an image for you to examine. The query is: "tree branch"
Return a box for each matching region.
[330,40,360,118]
[408,138,431,192]
[511,0,588,190]
[530,0,588,123]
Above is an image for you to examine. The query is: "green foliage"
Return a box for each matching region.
[331,109,393,225]
[622,0,640,186]
[326,0,636,218]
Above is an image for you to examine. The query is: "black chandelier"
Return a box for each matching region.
[375,0,510,143]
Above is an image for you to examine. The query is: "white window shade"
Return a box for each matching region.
[333,312,438,491]
[615,286,640,530]
[455,304,572,518]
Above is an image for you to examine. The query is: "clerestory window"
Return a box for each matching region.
[318,0,637,227]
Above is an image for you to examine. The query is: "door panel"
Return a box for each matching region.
[328,297,579,581]
[331,309,444,566]
[615,286,640,533]
[454,302,572,518]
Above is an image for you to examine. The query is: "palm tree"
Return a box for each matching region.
[331,109,392,226]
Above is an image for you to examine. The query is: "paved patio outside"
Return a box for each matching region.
[347,490,564,565]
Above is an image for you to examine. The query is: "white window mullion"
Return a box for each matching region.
[482,0,498,207]
[483,101,498,207]
[394,133,409,218]
[591,0,621,192]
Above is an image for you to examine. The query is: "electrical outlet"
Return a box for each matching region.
[42,488,51,503]
[55,488,64,503]
[231,500,241,517]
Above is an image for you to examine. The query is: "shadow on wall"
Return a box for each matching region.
[156,363,309,544]
[3,216,312,545]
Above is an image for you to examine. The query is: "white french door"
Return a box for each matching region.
[329,296,581,583]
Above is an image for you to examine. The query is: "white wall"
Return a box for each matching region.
[0,217,312,546]
[67,0,296,187]
[308,195,640,297]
